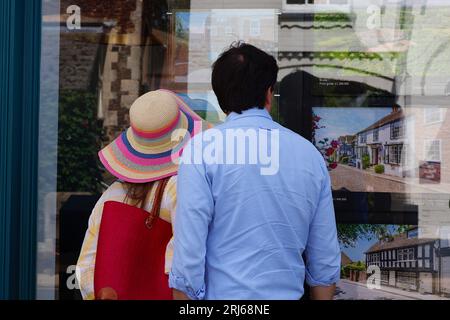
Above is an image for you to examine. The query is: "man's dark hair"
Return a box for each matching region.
[212,42,279,114]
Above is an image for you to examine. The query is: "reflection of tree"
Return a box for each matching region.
[57,91,105,193]
[175,16,188,41]
[311,112,324,145]
[317,137,339,171]
[338,224,412,248]
[313,112,339,171]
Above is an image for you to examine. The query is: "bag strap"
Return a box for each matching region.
[145,178,170,230]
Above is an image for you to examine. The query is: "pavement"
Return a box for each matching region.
[335,279,450,300]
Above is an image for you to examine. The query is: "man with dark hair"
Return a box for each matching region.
[211,42,279,114]
[169,43,340,300]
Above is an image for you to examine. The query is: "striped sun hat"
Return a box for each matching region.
[99,89,208,183]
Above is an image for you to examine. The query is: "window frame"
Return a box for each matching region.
[424,107,443,125]
[390,120,405,140]
[0,0,41,299]
[282,0,351,13]
[385,144,403,165]
[424,139,442,162]
[373,128,379,142]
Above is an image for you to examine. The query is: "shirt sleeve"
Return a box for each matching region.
[169,138,214,300]
[304,158,341,287]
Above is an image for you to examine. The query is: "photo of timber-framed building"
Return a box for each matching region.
[366,228,450,296]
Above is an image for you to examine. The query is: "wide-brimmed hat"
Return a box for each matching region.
[99,89,208,183]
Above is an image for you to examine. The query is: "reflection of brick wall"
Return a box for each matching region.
[103,45,138,142]
[99,1,144,144]
[59,34,103,91]
[60,0,137,33]
[58,0,145,144]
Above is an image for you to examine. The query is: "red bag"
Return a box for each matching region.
[94,180,173,300]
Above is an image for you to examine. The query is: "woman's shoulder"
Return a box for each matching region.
[164,176,177,199]
[88,181,128,226]
[166,175,177,190]
[95,177,176,214]
[97,180,128,204]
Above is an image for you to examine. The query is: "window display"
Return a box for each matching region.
[36,0,450,300]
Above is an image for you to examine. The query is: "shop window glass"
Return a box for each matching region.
[36,0,450,300]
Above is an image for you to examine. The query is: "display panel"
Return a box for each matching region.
[36,0,450,300]
[336,224,448,300]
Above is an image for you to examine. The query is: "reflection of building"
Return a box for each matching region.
[409,107,449,185]
[366,228,450,296]
[59,0,180,144]
[341,252,352,267]
[355,107,407,177]
[337,135,356,162]
[439,228,450,295]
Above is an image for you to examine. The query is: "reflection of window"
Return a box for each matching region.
[390,120,404,140]
[286,0,350,4]
[249,20,261,37]
[373,128,379,142]
[360,132,367,143]
[369,253,380,266]
[442,238,450,248]
[424,108,443,125]
[398,248,414,262]
[424,245,430,258]
[424,140,441,162]
[357,147,368,159]
[283,0,351,12]
[385,144,403,165]
[440,227,450,248]
[286,0,313,4]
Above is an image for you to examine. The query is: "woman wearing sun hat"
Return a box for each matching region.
[76,89,208,300]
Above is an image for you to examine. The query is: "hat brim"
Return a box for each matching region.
[99,91,210,183]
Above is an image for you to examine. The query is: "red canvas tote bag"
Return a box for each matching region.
[94,179,173,300]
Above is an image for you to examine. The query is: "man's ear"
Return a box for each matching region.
[265,87,274,112]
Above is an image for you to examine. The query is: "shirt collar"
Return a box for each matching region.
[226,107,273,123]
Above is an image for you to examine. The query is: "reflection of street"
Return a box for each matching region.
[336,280,450,300]
[331,164,446,194]
[336,280,414,300]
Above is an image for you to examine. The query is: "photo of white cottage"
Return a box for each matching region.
[354,106,408,178]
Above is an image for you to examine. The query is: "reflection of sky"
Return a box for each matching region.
[176,12,191,31]
[342,237,378,262]
[178,12,210,34]
[341,225,402,262]
[183,91,227,122]
[313,107,391,143]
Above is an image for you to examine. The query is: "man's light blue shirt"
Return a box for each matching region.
[169,108,341,300]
